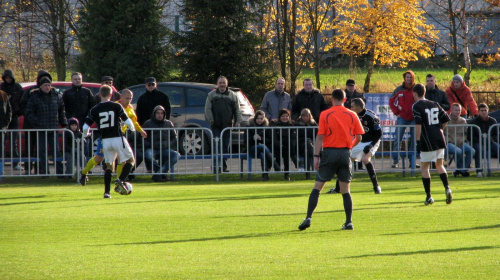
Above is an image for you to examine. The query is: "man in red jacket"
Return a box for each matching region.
[389,70,418,169]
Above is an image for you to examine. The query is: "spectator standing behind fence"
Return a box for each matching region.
[271,108,296,181]
[298,89,364,231]
[389,70,417,169]
[19,70,53,174]
[94,76,121,103]
[412,83,452,206]
[83,85,136,198]
[205,76,242,173]
[425,74,450,112]
[1,70,23,161]
[291,78,328,123]
[260,77,291,121]
[24,77,67,177]
[136,77,171,125]
[246,110,279,181]
[142,105,179,183]
[294,108,317,180]
[467,103,498,178]
[446,103,475,177]
[63,118,82,179]
[445,74,478,118]
[63,72,95,129]
[343,79,365,109]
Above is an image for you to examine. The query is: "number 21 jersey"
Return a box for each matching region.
[85,101,129,139]
[412,99,450,152]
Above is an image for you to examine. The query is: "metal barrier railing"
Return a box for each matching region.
[1,124,497,180]
[486,124,500,176]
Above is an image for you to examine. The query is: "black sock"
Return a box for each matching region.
[365,162,378,188]
[104,169,112,194]
[119,163,133,181]
[335,179,340,192]
[342,193,353,224]
[422,177,431,197]
[439,173,449,190]
[306,189,320,219]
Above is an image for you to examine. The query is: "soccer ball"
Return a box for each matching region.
[122,182,133,195]
[117,181,133,195]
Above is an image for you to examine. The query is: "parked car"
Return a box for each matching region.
[20,81,117,96]
[126,82,255,155]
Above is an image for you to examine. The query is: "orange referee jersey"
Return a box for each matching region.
[318,105,364,149]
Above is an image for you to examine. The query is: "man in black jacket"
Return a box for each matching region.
[1,69,24,159]
[63,72,95,129]
[136,77,171,125]
[425,74,450,111]
[291,79,328,123]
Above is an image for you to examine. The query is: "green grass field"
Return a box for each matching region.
[300,68,500,93]
[0,173,499,279]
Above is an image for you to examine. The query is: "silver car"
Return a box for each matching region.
[126,82,255,155]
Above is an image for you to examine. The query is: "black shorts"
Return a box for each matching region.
[315,148,352,183]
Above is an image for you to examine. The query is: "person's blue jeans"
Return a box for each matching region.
[473,141,499,172]
[249,144,273,171]
[144,148,180,173]
[447,143,474,172]
[392,117,415,166]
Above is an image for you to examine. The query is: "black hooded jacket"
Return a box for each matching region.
[142,105,176,150]
[63,84,95,128]
[1,69,24,117]
[291,89,329,123]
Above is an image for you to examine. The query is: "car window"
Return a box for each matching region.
[158,86,183,108]
[186,88,208,107]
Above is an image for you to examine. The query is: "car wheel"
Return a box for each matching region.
[180,129,210,155]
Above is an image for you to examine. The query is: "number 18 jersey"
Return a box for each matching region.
[412,99,450,152]
[85,101,129,139]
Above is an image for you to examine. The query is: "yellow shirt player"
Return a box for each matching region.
[79,89,147,185]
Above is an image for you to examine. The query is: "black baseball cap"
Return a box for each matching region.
[346,79,355,86]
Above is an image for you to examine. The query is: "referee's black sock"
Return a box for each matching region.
[422,177,431,198]
[104,169,112,194]
[306,189,320,219]
[365,162,379,188]
[119,163,134,181]
[342,193,353,224]
[439,173,450,190]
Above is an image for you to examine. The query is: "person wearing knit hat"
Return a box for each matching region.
[445,74,478,118]
[389,70,418,169]
[62,117,83,179]
[24,71,67,177]
[1,69,24,163]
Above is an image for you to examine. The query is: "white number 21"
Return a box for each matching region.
[99,111,115,128]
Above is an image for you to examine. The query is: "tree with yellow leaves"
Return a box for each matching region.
[335,0,438,92]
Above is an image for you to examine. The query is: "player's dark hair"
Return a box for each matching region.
[99,85,112,98]
[478,103,488,110]
[331,89,345,101]
[412,83,426,97]
[426,73,435,79]
[351,98,365,109]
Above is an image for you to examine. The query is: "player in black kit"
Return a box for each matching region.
[83,85,136,198]
[327,98,382,194]
[412,83,452,205]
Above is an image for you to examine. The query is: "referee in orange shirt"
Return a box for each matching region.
[298,89,364,231]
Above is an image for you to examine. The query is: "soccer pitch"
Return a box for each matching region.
[0,173,498,279]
